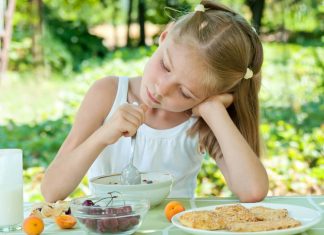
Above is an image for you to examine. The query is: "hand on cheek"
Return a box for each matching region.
[216,93,234,108]
[191,93,234,117]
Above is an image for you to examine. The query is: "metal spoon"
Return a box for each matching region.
[120,102,141,185]
[120,134,141,185]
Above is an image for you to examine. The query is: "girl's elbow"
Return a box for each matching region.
[239,192,266,203]
[239,185,269,203]
[41,183,52,202]
[41,180,60,203]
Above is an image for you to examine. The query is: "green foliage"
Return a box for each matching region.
[145,0,194,24]
[10,0,323,73]
[262,0,323,33]
[9,39,34,72]
[41,26,74,74]
[43,0,122,26]
[261,122,323,194]
[11,0,111,73]
[0,118,71,169]
[43,5,108,72]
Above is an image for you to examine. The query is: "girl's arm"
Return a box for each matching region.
[194,95,269,202]
[41,77,145,202]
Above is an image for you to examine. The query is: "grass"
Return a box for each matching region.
[0,73,76,124]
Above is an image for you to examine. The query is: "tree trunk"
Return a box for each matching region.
[246,0,265,34]
[0,0,16,81]
[126,0,133,47]
[31,0,43,67]
[138,0,146,46]
[112,1,118,49]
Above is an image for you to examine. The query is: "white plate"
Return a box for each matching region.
[171,202,322,235]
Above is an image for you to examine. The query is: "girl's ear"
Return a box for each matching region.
[158,30,168,45]
[158,22,174,45]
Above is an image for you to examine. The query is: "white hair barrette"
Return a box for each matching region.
[244,68,253,79]
[195,4,205,12]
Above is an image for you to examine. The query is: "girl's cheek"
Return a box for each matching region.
[143,59,155,77]
[144,62,161,84]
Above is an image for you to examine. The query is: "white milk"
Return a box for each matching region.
[0,184,23,226]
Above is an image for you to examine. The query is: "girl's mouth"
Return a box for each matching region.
[147,88,161,104]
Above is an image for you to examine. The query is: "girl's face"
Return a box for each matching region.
[140,34,208,112]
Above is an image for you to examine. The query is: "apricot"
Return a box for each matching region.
[164,201,185,222]
[55,214,77,229]
[23,215,44,235]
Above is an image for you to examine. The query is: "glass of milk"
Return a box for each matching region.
[0,149,24,232]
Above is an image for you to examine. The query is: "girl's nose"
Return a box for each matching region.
[155,77,175,98]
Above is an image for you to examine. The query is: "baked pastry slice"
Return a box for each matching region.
[214,204,258,223]
[179,210,225,230]
[228,217,301,232]
[249,206,288,221]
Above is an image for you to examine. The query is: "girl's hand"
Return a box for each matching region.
[99,103,148,145]
[192,93,234,117]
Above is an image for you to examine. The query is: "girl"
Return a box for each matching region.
[41,0,269,202]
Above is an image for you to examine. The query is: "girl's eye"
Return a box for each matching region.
[180,89,191,99]
[160,60,170,72]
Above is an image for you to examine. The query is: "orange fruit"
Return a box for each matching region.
[55,215,77,229]
[23,215,44,235]
[164,201,185,222]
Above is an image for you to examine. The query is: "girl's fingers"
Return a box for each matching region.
[128,104,147,124]
[121,121,139,137]
[140,103,148,113]
[119,105,146,134]
[123,111,142,128]
[115,103,147,137]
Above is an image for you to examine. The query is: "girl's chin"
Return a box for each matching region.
[147,103,161,109]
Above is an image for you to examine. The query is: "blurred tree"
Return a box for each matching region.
[138,0,146,46]
[246,0,265,34]
[126,0,134,46]
[31,0,43,67]
[0,0,16,80]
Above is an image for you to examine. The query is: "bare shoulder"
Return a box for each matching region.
[82,76,119,119]
[88,76,118,102]
[90,76,118,94]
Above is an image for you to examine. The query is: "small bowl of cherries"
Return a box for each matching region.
[70,192,150,234]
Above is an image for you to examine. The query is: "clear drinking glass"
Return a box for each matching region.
[0,149,24,232]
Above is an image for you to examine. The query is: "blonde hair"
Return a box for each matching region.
[169,0,263,159]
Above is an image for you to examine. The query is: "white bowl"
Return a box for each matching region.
[90,171,173,207]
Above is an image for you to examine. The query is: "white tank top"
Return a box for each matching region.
[88,76,204,198]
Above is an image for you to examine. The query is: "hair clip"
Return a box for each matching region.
[194,4,205,12]
[244,68,253,79]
